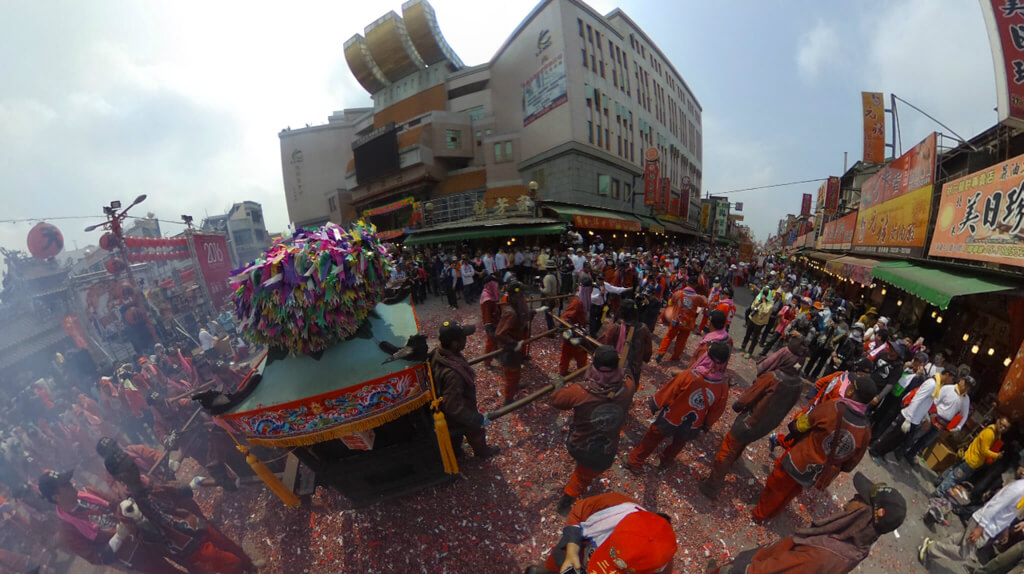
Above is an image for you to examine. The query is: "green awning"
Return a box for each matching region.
[806,251,843,262]
[635,215,664,234]
[404,222,564,246]
[546,204,642,232]
[871,261,1018,310]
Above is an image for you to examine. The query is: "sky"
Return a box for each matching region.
[0,0,1002,255]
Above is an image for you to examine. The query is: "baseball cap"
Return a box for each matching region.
[587,510,677,574]
[38,469,73,502]
[852,472,907,534]
[438,321,476,344]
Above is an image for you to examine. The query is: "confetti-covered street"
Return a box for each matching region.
[177,286,949,574]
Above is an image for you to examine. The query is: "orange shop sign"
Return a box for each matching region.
[572,215,641,232]
[929,151,1024,268]
[862,92,886,163]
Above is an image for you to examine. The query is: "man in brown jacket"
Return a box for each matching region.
[699,361,804,500]
[494,281,534,404]
[597,299,652,388]
[429,320,500,459]
[549,346,637,516]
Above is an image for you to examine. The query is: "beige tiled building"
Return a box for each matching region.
[281,0,703,244]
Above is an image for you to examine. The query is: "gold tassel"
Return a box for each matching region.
[238,445,301,508]
[426,363,459,475]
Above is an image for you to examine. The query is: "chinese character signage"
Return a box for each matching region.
[825,176,841,214]
[700,202,711,229]
[734,202,743,212]
[862,92,886,162]
[801,193,812,217]
[980,1,1024,127]
[362,196,414,218]
[523,53,567,126]
[820,211,858,251]
[680,186,690,220]
[193,233,233,309]
[643,147,659,206]
[572,215,641,232]
[658,177,671,213]
[852,132,937,257]
[929,151,1024,268]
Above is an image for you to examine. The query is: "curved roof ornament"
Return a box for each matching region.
[364,11,426,83]
[344,34,390,94]
[401,0,464,70]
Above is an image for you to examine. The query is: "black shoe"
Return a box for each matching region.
[475,445,501,459]
[556,494,576,517]
[523,566,547,574]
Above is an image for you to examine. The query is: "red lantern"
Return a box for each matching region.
[100,232,119,251]
[27,222,64,259]
[105,258,127,274]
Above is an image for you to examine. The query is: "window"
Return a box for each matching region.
[591,54,596,71]
[611,179,620,199]
[604,128,609,150]
[598,174,611,196]
[494,142,502,161]
[504,141,512,158]
[582,48,587,67]
[587,121,593,143]
[596,30,601,45]
[328,196,337,212]
[578,18,583,37]
[597,128,602,147]
[617,134,622,156]
[599,60,605,77]
[463,105,484,121]
[587,24,592,42]
[612,69,617,87]
[446,129,461,149]
[624,183,631,201]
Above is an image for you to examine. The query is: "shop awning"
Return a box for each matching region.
[659,219,700,236]
[547,204,642,232]
[825,255,880,286]
[806,251,844,262]
[404,219,564,246]
[635,215,664,234]
[871,260,1018,310]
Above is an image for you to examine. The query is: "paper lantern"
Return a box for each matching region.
[27,222,64,259]
[99,232,118,251]
[105,258,127,274]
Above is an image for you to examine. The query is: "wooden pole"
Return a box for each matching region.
[167,380,216,402]
[485,364,589,421]
[145,407,204,477]
[467,328,559,365]
[546,311,602,348]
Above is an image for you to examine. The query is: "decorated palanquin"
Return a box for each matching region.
[210,222,453,506]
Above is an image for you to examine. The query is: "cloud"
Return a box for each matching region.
[797,20,840,81]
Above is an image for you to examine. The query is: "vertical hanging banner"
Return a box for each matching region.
[680,186,690,220]
[659,178,671,213]
[862,92,886,162]
[700,203,711,229]
[825,176,841,214]
[193,233,233,309]
[643,147,660,206]
[980,1,1024,127]
[801,193,813,217]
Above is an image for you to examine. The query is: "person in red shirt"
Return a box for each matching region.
[714,285,737,330]
[557,278,593,376]
[478,276,501,368]
[655,276,707,363]
[549,346,637,516]
[752,375,877,522]
[698,278,723,332]
[622,342,731,474]
[688,310,733,372]
[524,492,677,574]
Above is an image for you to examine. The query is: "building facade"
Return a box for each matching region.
[279,109,374,228]
[284,0,704,243]
[201,201,271,267]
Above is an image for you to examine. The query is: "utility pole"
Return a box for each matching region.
[84,195,160,347]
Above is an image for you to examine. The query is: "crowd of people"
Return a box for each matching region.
[0,328,263,573]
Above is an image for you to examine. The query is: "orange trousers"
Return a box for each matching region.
[502,366,521,400]
[185,524,254,574]
[707,430,748,490]
[564,462,603,498]
[657,324,692,360]
[558,341,588,375]
[627,425,690,467]
[482,333,497,365]
[753,459,804,522]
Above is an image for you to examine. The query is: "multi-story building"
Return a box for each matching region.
[279,108,374,228]
[124,216,162,239]
[284,0,703,243]
[201,201,271,267]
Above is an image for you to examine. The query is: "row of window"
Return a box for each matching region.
[596,174,631,201]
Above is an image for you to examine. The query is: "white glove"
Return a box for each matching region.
[115,521,130,538]
[569,337,582,346]
[189,476,205,490]
[168,459,180,472]
[514,341,524,352]
[119,498,142,521]
[552,376,566,391]
[480,414,491,428]
[901,421,911,434]
[536,306,550,313]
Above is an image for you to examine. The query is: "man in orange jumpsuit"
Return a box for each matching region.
[557,277,592,376]
[478,276,501,368]
[752,375,877,522]
[655,276,706,364]
[622,342,731,474]
[494,280,533,404]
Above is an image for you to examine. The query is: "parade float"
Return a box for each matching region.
[209,222,456,507]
